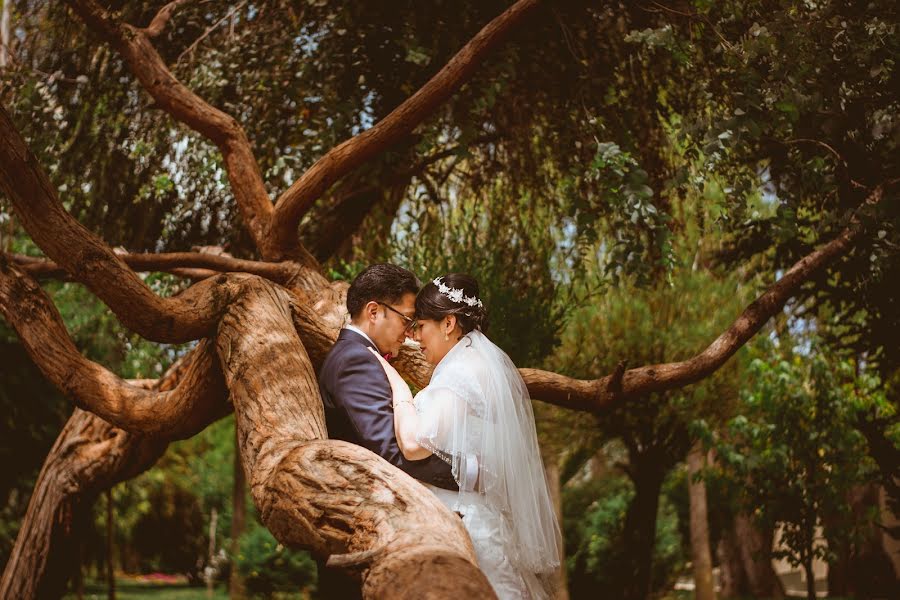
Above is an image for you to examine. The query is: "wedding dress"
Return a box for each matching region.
[413,331,561,599]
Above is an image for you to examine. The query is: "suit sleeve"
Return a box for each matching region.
[331,348,458,490]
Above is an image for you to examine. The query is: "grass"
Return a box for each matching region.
[63,578,229,600]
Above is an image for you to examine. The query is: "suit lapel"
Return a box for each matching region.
[339,328,377,352]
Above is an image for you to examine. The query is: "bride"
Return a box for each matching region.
[369,273,561,599]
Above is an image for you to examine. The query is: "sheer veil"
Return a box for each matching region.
[414,330,562,578]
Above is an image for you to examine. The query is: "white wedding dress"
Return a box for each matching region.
[413,331,561,599]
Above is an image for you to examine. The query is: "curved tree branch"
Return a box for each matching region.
[64,0,310,262]
[0,105,333,342]
[519,185,887,412]
[0,257,229,437]
[142,0,193,38]
[12,251,303,284]
[269,0,542,257]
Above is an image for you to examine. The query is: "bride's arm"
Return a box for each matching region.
[369,349,433,460]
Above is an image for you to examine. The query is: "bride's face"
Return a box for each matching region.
[413,316,459,365]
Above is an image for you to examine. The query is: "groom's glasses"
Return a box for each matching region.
[378,302,417,333]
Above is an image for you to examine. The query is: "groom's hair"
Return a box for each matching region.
[347,264,420,319]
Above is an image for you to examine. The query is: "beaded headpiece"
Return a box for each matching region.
[432,277,484,308]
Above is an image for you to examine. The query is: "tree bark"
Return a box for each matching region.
[687,443,716,600]
[64,0,284,261]
[543,453,568,600]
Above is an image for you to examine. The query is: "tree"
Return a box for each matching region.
[0,1,894,598]
[710,339,893,600]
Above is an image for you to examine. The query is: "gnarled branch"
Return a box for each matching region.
[64,0,306,262]
[0,257,229,437]
[269,0,543,256]
[216,275,494,598]
[142,0,192,38]
[13,251,303,284]
[0,105,332,342]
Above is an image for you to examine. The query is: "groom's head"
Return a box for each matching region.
[347,264,419,357]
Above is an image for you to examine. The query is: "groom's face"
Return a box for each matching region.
[370,292,416,357]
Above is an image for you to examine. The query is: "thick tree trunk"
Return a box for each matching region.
[733,512,785,599]
[215,276,495,599]
[620,460,665,600]
[687,443,716,600]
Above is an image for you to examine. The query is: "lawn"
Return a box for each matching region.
[63,578,229,600]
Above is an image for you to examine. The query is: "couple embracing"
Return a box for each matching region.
[319,264,561,599]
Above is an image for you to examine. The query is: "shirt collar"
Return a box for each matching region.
[344,323,376,348]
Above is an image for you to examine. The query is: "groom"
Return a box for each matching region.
[316,264,458,596]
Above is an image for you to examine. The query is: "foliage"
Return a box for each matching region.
[563,473,685,598]
[389,180,568,367]
[235,523,317,598]
[702,337,887,575]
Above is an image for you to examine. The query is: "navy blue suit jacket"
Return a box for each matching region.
[318,328,458,491]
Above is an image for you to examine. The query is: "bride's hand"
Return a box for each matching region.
[367,347,405,385]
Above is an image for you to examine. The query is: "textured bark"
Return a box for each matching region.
[64,0,286,261]
[215,276,495,598]
[0,107,297,343]
[0,258,229,436]
[269,0,543,255]
[141,0,191,38]
[687,444,716,600]
[13,251,303,285]
[0,410,166,599]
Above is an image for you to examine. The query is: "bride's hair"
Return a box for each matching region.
[415,273,489,334]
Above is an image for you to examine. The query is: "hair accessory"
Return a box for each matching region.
[433,277,484,308]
